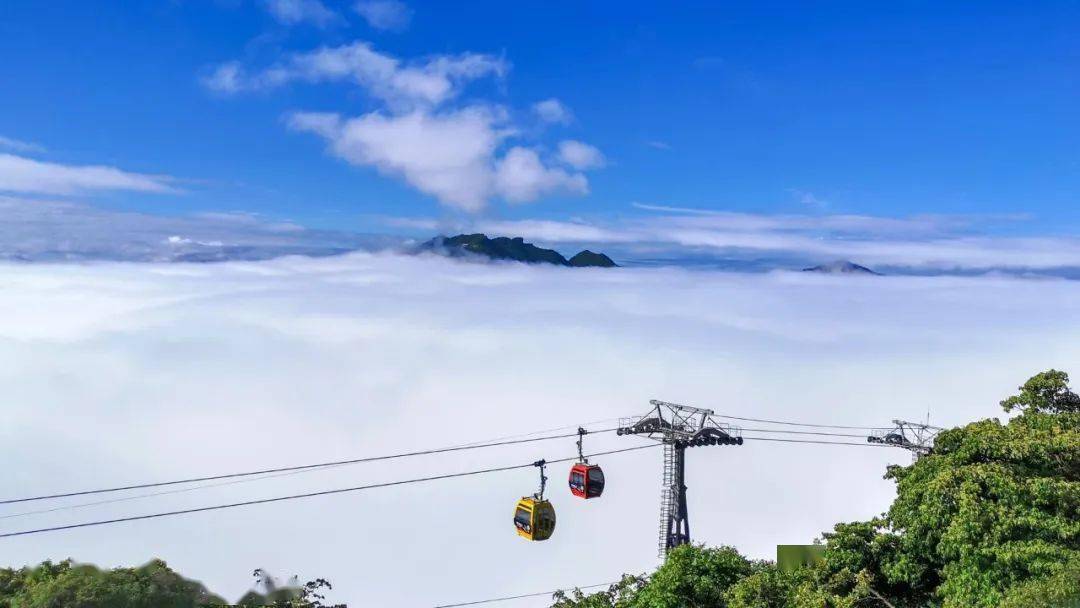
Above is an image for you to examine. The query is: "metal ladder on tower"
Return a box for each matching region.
[657,441,677,557]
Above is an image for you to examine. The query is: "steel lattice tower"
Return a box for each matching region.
[618,400,742,558]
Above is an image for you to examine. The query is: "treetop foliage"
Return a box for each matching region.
[0,561,342,608]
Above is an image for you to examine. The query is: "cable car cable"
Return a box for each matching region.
[452,417,623,448]
[0,444,659,539]
[0,464,352,521]
[712,413,888,430]
[433,581,617,607]
[0,427,619,506]
[738,427,876,438]
[743,438,894,447]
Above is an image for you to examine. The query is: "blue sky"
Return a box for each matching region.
[1,1,1078,267]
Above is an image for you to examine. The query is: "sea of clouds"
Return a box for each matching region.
[1,252,1077,606]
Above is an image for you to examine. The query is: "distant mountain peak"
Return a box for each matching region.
[568,250,617,268]
[418,234,617,268]
[802,260,882,275]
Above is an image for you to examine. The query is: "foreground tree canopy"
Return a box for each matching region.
[0,561,340,608]
[554,370,1080,608]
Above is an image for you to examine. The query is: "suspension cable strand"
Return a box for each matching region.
[743,438,894,447]
[433,581,618,607]
[738,427,878,438]
[0,427,619,506]
[0,445,658,539]
[712,413,888,430]
[2,430,879,521]
[0,463,355,521]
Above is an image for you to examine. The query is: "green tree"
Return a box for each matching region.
[882,370,1080,607]
[551,575,646,608]
[1000,369,1080,415]
[552,546,754,608]
[998,556,1080,608]
[0,559,224,608]
[631,545,754,608]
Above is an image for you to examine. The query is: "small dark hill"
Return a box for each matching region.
[419,234,617,268]
[802,260,882,276]
[568,250,617,267]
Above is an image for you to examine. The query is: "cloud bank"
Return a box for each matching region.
[0,197,383,262]
[401,206,1080,274]
[0,254,1076,606]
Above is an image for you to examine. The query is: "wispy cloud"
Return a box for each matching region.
[0,153,176,196]
[354,0,412,31]
[532,98,573,125]
[558,140,606,170]
[0,135,45,154]
[0,197,381,262]
[646,140,672,151]
[261,0,339,27]
[203,41,507,108]
[789,188,828,210]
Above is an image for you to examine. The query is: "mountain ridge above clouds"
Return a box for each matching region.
[2,198,1079,279]
[417,233,618,267]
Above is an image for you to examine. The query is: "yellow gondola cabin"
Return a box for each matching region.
[513,497,556,541]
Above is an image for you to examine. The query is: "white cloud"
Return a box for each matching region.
[647,140,672,150]
[0,135,45,154]
[289,108,591,211]
[0,153,176,196]
[203,41,507,108]
[532,98,572,125]
[289,108,500,211]
[494,147,588,203]
[558,140,606,170]
[354,0,412,31]
[201,61,245,95]
[1,253,1076,606]
[262,0,338,26]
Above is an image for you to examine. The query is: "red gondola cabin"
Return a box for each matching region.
[568,463,605,499]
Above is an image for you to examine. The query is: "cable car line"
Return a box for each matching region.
[743,438,894,447]
[0,465,349,521]
[452,417,623,448]
[433,581,617,607]
[0,428,619,506]
[0,430,880,523]
[738,427,873,438]
[712,412,888,430]
[0,444,659,539]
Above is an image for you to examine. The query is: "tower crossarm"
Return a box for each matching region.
[867,419,942,461]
